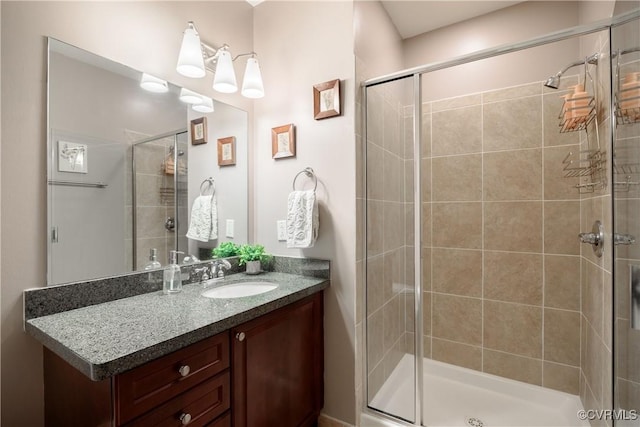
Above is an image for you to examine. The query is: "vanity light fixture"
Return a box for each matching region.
[179,88,203,104]
[140,73,169,93]
[192,96,214,113]
[176,21,264,98]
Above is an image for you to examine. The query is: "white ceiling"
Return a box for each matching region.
[381,1,525,39]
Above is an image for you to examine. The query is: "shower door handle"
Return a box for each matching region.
[579,220,604,258]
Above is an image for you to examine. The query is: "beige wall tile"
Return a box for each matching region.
[544,255,580,311]
[483,96,542,151]
[384,202,405,250]
[367,309,385,370]
[484,300,542,358]
[420,247,430,291]
[366,255,384,315]
[423,291,432,337]
[432,338,482,371]
[383,152,404,203]
[484,201,542,252]
[367,142,384,200]
[582,259,604,339]
[421,158,432,203]
[584,321,604,405]
[404,160,414,203]
[544,308,581,366]
[483,349,542,386]
[421,202,432,247]
[432,105,482,156]
[483,82,541,103]
[384,248,405,302]
[423,334,432,359]
[543,145,580,200]
[405,204,415,247]
[614,198,640,261]
[367,200,384,257]
[484,251,542,305]
[366,90,383,148]
[433,202,483,249]
[383,294,403,351]
[544,201,580,255]
[432,154,482,201]
[367,362,384,402]
[406,292,415,333]
[604,272,612,350]
[543,361,580,395]
[432,93,482,112]
[432,293,482,346]
[432,248,482,298]
[483,149,542,201]
[383,100,401,157]
[421,112,431,159]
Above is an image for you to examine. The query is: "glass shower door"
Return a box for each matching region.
[365,76,418,423]
[612,15,640,426]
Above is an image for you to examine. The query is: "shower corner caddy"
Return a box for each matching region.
[558,94,596,133]
[562,149,607,193]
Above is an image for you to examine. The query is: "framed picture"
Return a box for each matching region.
[313,79,341,120]
[190,117,207,145]
[58,141,88,173]
[217,136,236,166]
[271,124,296,159]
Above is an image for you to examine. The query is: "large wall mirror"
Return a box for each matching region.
[47,38,248,286]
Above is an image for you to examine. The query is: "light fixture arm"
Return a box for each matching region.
[200,41,257,73]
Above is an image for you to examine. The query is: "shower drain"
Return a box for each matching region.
[466,417,485,427]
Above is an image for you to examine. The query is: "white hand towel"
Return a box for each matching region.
[186,195,218,242]
[286,190,319,248]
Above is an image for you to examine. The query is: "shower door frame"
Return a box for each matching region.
[362,8,640,426]
[131,128,187,269]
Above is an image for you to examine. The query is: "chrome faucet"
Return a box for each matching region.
[192,259,232,283]
[211,258,232,279]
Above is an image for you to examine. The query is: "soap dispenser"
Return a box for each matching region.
[143,248,161,270]
[163,250,183,295]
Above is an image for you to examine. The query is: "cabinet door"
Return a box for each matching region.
[232,292,324,427]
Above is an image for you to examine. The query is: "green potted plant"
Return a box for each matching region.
[212,242,240,259]
[238,244,271,275]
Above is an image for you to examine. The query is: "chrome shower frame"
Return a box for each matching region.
[361,8,640,427]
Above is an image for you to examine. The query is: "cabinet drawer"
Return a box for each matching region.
[123,371,230,427]
[115,332,229,425]
[206,412,231,427]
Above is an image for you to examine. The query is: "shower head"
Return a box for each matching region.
[543,53,600,90]
[544,73,561,89]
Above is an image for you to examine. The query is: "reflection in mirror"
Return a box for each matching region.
[47,38,248,286]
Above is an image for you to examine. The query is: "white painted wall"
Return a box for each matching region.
[187,102,249,254]
[253,1,356,423]
[0,2,253,425]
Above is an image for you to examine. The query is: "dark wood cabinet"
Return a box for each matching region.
[231,293,324,427]
[43,291,324,427]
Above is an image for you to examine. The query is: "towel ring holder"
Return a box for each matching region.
[292,167,317,192]
[200,177,216,196]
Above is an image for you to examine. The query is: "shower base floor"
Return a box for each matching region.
[367,354,588,427]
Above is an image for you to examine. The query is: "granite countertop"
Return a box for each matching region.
[25,271,328,381]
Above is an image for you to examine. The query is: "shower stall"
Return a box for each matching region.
[362,9,640,427]
[131,129,189,270]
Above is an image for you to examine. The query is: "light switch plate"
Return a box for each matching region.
[277,220,287,241]
[226,219,234,238]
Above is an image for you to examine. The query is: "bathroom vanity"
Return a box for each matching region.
[24,262,328,427]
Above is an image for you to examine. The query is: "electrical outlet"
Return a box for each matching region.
[226,219,234,238]
[277,220,287,241]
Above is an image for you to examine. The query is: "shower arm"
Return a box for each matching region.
[551,52,600,79]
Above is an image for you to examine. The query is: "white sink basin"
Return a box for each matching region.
[201,281,278,299]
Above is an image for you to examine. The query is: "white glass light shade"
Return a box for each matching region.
[179,88,203,104]
[192,96,214,113]
[212,50,238,93]
[176,22,206,78]
[241,58,264,99]
[140,73,169,93]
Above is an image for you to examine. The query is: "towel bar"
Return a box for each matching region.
[292,167,317,192]
[199,177,215,196]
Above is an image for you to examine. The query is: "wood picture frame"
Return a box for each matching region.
[313,79,341,120]
[190,117,207,145]
[271,124,296,159]
[217,136,236,166]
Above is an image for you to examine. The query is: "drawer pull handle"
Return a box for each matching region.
[178,365,190,377]
[179,413,192,425]
[236,332,246,342]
